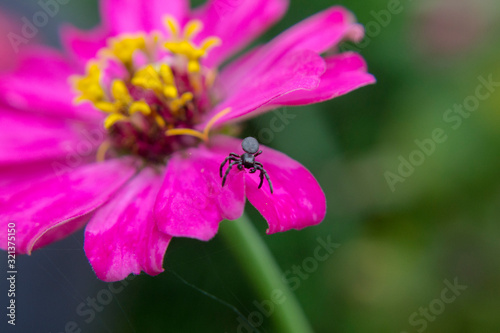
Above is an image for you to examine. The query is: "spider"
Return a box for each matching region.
[220,137,273,194]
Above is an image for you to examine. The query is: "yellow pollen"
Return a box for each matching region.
[165,16,180,38]
[94,101,116,113]
[111,80,132,105]
[163,86,178,99]
[159,64,174,85]
[129,101,152,116]
[183,20,203,39]
[165,107,231,142]
[104,113,129,129]
[163,16,221,73]
[201,37,221,52]
[165,128,207,141]
[132,64,180,101]
[169,92,193,113]
[187,61,201,73]
[102,35,147,65]
[155,115,166,128]
[132,65,163,91]
[72,62,105,104]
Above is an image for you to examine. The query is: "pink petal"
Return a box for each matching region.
[102,0,189,34]
[31,214,91,252]
[154,145,245,241]
[0,107,103,165]
[84,167,171,282]
[271,52,376,106]
[200,49,325,127]
[218,6,364,96]
[212,45,263,100]
[260,6,364,61]
[0,158,139,254]
[0,46,100,120]
[61,24,110,64]
[0,162,61,201]
[212,136,326,234]
[194,0,288,67]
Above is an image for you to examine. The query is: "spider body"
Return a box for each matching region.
[241,153,255,168]
[220,137,273,194]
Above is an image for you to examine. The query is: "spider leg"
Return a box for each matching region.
[256,165,273,194]
[249,168,257,174]
[229,153,240,158]
[258,169,264,188]
[254,162,264,187]
[220,156,238,177]
[254,150,263,158]
[222,161,240,187]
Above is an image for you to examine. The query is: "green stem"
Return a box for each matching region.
[221,213,313,333]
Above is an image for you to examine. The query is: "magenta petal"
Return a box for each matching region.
[0,158,139,254]
[260,6,364,62]
[155,146,245,241]
[247,150,326,234]
[271,52,376,106]
[101,0,188,34]
[201,49,325,127]
[0,107,102,165]
[194,0,288,67]
[61,24,110,64]
[0,46,100,120]
[0,162,61,201]
[31,214,91,252]
[211,136,326,234]
[218,6,363,95]
[84,167,171,282]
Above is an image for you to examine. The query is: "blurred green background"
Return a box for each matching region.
[2,0,499,332]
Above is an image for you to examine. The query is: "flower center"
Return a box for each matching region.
[72,17,226,163]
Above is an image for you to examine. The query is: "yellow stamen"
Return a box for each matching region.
[104,113,128,129]
[129,101,152,116]
[201,37,221,52]
[165,128,207,141]
[132,65,162,91]
[202,107,232,138]
[187,61,201,73]
[155,115,166,128]
[165,16,180,38]
[163,86,178,99]
[96,141,111,162]
[102,35,147,65]
[183,20,203,39]
[159,64,174,84]
[111,80,132,104]
[132,64,180,102]
[170,99,183,113]
[162,16,221,73]
[72,62,105,104]
[94,101,116,113]
[165,107,231,142]
[169,92,194,113]
[181,92,194,103]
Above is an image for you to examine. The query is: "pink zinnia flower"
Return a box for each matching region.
[0,0,375,281]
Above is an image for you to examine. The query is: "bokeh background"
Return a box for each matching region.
[1,0,499,332]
